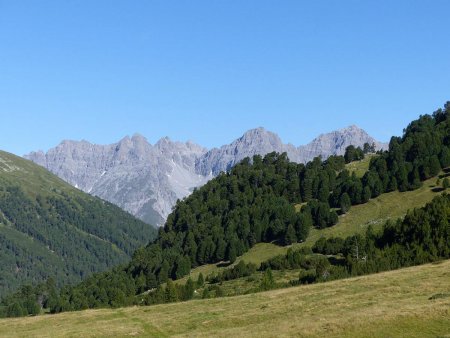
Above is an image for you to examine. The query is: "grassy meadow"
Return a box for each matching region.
[1,259,449,337]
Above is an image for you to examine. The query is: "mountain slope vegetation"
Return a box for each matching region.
[9,102,445,313]
[2,102,449,318]
[0,151,157,298]
[176,170,447,285]
[1,259,449,337]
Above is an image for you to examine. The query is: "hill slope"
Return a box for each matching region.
[175,170,448,284]
[1,259,449,337]
[0,150,157,297]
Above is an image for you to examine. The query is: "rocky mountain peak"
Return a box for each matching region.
[26,125,386,226]
[239,127,283,147]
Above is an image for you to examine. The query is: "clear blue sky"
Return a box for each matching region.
[1,1,449,156]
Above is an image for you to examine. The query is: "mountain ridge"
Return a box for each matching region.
[26,126,387,226]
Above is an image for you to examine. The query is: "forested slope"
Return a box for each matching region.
[0,151,157,298]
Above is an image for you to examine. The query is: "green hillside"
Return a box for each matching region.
[0,150,157,297]
[1,259,449,337]
[9,103,446,315]
[173,165,447,286]
[2,103,449,319]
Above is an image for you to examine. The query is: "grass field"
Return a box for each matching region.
[1,259,449,337]
[345,154,375,178]
[303,173,445,246]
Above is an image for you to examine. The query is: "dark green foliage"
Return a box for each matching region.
[196,273,205,288]
[165,279,178,303]
[258,194,450,287]
[303,194,450,284]
[295,212,312,242]
[339,193,351,214]
[443,178,449,190]
[6,303,25,318]
[312,237,345,255]
[173,256,191,280]
[183,278,195,300]
[0,278,60,317]
[344,145,365,163]
[369,103,450,192]
[439,147,450,168]
[260,247,316,271]
[0,179,157,298]
[259,268,275,291]
[363,142,376,154]
[143,276,198,306]
[284,224,297,245]
[306,201,338,229]
[207,261,257,283]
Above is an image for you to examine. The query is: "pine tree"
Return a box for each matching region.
[443,178,449,190]
[197,273,205,288]
[6,303,25,318]
[226,243,237,264]
[284,224,297,245]
[429,155,442,177]
[165,279,178,303]
[260,268,275,291]
[339,193,351,214]
[183,278,195,300]
[295,212,311,242]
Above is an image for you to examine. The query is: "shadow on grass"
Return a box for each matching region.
[328,256,346,266]
[216,262,232,268]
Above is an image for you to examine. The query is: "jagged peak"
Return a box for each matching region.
[155,136,174,147]
[237,127,282,144]
[131,133,148,142]
[117,135,131,144]
[337,125,368,134]
[308,125,371,142]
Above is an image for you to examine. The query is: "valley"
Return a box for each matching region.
[2,3,449,337]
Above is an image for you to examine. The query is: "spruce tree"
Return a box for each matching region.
[443,178,449,190]
[339,193,351,214]
[165,279,178,303]
[183,278,195,300]
[196,273,205,288]
[260,268,275,291]
[284,224,297,245]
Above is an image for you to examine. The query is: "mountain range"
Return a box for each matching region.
[26,125,387,226]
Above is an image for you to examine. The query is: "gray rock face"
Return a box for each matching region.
[25,126,386,226]
[196,125,387,176]
[195,128,300,176]
[26,134,209,226]
[297,125,388,163]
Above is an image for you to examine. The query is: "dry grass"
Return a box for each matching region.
[345,154,375,178]
[1,260,449,337]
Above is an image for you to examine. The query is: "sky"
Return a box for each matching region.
[1,1,449,156]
